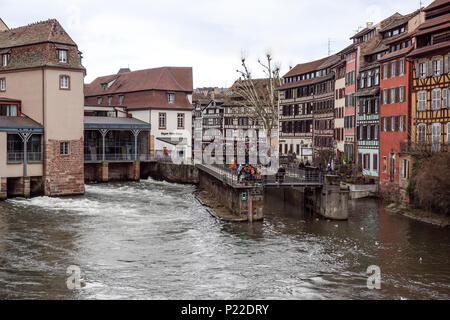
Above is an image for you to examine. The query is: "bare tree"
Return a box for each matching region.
[234,53,281,156]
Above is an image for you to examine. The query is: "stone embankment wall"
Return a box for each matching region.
[141,162,199,184]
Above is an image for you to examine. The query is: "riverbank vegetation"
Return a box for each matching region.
[407,152,450,217]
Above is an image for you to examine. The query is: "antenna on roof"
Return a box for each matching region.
[328,38,335,56]
[353,26,363,34]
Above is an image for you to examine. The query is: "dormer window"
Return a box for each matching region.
[168,93,175,104]
[58,50,67,63]
[2,54,8,67]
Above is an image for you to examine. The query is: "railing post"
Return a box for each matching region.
[99,129,108,162]
[18,132,32,178]
[131,129,141,161]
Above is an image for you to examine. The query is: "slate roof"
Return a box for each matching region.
[84,116,151,130]
[0,116,43,131]
[84,67,193,96]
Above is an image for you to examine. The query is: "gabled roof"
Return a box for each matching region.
[351,26,376,40]
[84,67,193,96]
[283,56,332,78]
[0,19,77,49]
[379,10,421,33]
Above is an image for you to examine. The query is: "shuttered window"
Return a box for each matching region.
[383,89,388,105]
[432,59,442,76]
[391,61,396,78]
[401,159,409,179]
[390,88,396,104]
[417,90,427,111]
[447,122,450,145]
[432,123,441,152]
[399,86,405,103]
[383,63,388,80]
[399,59,405,76]
[418,123,427,144]
[431,89,441,110]
[443,88,448,109]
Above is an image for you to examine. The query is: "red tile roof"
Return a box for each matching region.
[0,19,77,49]
[379,46,413,62]
[284,55,340,77]
[279,73,334,90]
[419,12,450,28]
[425,0,450,12]
[84,67,193,97]
[283,56,331,78]
[408,41,450,57]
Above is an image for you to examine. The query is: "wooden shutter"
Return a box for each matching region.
[415,62,420,78]
[444,55,449,74]
[381,117,384,131]
[439,58,444,74]
[395,116,400,132]
[443,89,448,109]
[396,59,400,76]
[427,60,433,77]
[396,87,400,103]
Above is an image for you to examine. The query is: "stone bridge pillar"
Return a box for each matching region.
[0,177,7,200]
[319,175,349,220]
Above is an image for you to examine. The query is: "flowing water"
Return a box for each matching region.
[0,178,449,300]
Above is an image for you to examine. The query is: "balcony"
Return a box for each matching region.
[7,152,42,163]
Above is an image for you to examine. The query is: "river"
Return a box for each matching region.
[0,178,449,299]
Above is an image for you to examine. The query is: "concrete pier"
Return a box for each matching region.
[319,175,349,220]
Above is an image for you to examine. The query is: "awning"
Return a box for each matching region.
[0,116,43,133]
[84,116,151,130]
[156,137,188,146]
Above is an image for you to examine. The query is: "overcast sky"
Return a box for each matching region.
[2,0,433,88]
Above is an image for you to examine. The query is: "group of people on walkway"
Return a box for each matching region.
[236,164,262,182]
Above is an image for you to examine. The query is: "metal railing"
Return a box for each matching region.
[199,163,323,187]
[84,153,175,163]
[7,152,42,163]
[85,153,138,162]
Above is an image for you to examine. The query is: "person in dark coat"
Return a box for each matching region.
[276,165,286,183]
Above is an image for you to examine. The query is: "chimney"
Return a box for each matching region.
[118,68,131,74]
[366,22,373,28]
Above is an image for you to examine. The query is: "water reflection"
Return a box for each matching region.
[0,179,449,300]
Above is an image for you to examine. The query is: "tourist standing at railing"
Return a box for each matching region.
[237,165,243,182]
[276,165,286,183]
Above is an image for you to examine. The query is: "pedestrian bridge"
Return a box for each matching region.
[195,164,323,189]
[195,163,348,222]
